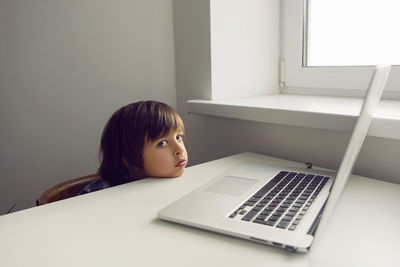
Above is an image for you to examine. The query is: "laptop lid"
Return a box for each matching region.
[311,65,391,246]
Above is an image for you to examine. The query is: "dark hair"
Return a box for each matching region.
[98,101,184,186]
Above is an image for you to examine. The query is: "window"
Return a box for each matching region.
[282,0,400,99]
[306,0,400,66]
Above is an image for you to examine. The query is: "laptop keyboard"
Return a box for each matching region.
[229,171,329,231]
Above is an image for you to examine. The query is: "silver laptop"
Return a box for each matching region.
[158,65,391,253]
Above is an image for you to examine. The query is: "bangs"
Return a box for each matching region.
[143,102,184,142]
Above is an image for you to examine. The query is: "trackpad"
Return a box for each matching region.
[204,176,258,197]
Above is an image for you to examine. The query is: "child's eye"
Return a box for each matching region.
[157,140,167,147]
[176,135,184,141]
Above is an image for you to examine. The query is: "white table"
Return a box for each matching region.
[1,152,399,267]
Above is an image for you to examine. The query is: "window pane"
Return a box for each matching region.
[306,0,400,66]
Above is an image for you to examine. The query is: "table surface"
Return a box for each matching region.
[1,152,399,267]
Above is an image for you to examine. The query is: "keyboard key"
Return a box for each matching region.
[229,212,238,218]
[269,215,280,221]
[292,219,301,225]
[252,206,262,211]
[289,207,300,212]
[265,206,275,211]
[256,214,268,220]
[249,196,260,202]
[256,203,266,208]
[273,211,283,217]
[241,210,259,221]
[266,220,276,226]
[243,201,255,206]
[260,210,271,216]
[253,219,268,225]
[239,210,247,215]
[286,211,297,217]
[277,207,287,213]
[282,215,293,221]
[277,220,290,229]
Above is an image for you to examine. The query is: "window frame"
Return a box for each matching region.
[281,0,400,99]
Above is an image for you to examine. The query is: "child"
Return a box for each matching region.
[80,100,188,194]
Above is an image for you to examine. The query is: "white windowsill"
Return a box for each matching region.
[187,94,400,140]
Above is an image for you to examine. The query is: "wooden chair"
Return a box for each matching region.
[36,174,100,206]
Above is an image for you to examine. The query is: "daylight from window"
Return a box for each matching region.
[306,0,400,66]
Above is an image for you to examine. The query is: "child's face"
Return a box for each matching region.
[142,128,188,178]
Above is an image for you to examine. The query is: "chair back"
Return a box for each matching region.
[36,174,100,205]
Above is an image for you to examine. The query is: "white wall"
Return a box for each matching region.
[0,0,176,214]
[174,0,400,186]
[210,0,280,99]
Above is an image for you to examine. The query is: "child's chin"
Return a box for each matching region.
[157,171,184,178]
[172,169,185,178]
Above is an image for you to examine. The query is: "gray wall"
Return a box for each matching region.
[1,0,399,215]
[0,0,176,214]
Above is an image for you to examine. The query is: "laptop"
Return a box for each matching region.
[158,65,391,253]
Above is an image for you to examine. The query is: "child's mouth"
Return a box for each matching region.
[175,160,187,167]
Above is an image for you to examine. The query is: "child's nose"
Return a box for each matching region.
[174,143,184,155]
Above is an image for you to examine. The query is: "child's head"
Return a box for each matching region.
[98,101,188,186]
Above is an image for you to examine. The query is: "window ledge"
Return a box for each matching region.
[187,94,400,140]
